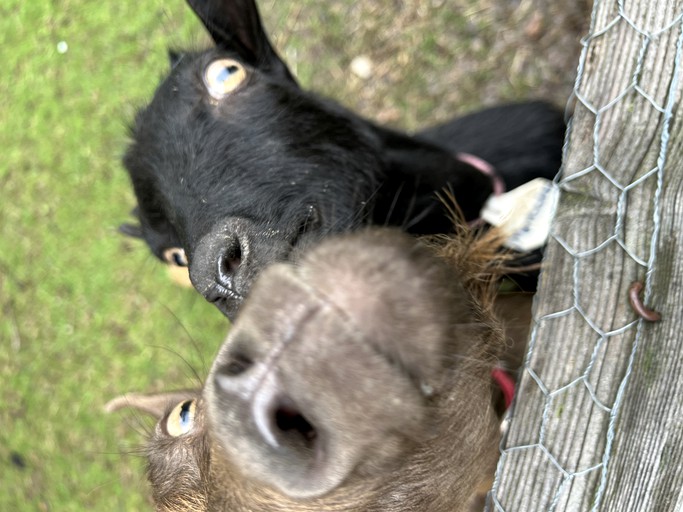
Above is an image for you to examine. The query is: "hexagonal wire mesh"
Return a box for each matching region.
[488,1,683,511]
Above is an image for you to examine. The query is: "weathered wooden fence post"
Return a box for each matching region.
[489,1,683,510]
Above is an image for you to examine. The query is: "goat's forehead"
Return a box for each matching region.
[126,106,382,224]
[132,52,383,161]
[132,95,374,179]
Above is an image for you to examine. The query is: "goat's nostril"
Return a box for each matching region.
[221,352,253,376]
[217,240,243,285]
[275,405,317,447]
[268,394,319,452]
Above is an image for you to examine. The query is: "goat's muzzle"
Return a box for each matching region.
[189,217,292,320]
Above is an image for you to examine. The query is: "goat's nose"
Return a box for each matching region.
[189,217,295,319]
[189,218,256,318]
[214,361,319,454]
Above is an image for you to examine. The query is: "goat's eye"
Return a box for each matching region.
[204,59,247,99]
[162,247,188,267]
[165,399,197,437]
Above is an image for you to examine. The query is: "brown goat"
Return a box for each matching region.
[108,228,527,511]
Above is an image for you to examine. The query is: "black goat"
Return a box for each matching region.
[122,0,566,320]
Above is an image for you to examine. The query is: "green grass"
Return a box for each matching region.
[1,1,226,509]
[0,0,581,509]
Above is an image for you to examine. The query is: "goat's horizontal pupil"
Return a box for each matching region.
[217,66,238,82]
[162,247,187,267]
[172,251,187,267]
[179,400,193,429]
[165,399,197,437]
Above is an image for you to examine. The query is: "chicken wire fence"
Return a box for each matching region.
[488,1,683,511]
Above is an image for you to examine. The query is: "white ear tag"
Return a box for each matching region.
[480,178,560,252]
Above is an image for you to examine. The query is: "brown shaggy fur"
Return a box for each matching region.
[108,224,523,511]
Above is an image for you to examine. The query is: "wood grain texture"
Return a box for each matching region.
[490,1,683,510]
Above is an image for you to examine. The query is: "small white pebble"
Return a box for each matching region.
[57,41,68,54]
[350,55,373,80]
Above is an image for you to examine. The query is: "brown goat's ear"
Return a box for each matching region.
[104,391,199,420]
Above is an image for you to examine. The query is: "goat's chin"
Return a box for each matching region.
[212,295,243,322]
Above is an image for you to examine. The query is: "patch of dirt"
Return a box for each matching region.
[262,0,592,131]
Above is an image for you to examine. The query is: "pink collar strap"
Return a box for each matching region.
[456,152,505,197]
[491,367,516,410]
[456,154,514,409]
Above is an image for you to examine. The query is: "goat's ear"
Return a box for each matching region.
[119,207,143,239]
[168,49,184,68]
[118,223,143,239]
[186,0,295,82]
[104,390,199,420]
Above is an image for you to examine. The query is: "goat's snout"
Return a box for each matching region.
[213,360,320,456]
[190,210,325,319]
[190,220,251,318]
[207,335,337,499]
[190,217,286,319]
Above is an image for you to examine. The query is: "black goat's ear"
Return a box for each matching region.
[118,223,143,239]
[168,49,184,68]
[186,0,296,83]
[119,207,143,238]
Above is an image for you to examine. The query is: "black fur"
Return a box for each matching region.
[122,0,566,320]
